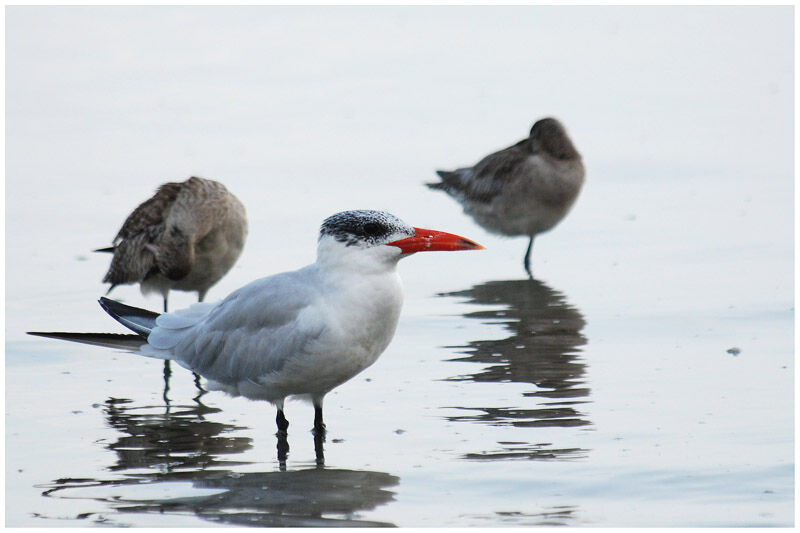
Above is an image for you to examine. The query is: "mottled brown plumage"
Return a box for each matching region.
[427,118,584,276]
[100,177,248,310]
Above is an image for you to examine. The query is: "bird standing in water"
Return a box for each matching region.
[97,176,248,312]
[80,210,482,434]
[427,118,584,276]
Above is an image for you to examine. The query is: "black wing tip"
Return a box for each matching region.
[98,296,113,314]
[98,296,160,319]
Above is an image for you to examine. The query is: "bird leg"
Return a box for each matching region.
[192,373,207,401]
[277,432,289,470]
[276,409,289,433]
[314,429,325,467]
[523,236,535,278]
[313,404,326,435]
[162,356,172,405]
[312,400,326,466]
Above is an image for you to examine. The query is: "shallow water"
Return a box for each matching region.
[6,5,794,527]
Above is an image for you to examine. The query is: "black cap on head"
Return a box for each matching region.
[320,210,413,247]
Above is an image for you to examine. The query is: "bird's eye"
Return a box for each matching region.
[363,222,383,236]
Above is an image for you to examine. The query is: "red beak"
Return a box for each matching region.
[386,227,484,254]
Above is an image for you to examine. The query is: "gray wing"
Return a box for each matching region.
[142,266,326,384]
[428,138,530,204]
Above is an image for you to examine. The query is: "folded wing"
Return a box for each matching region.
[141,267,326,387]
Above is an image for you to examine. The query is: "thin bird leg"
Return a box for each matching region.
[313,429,325,468]
[276,409,289,433]
[523,236,535,278]
[163,360,172,383]
[313,405,326,434]
[190,294,204,387]
[161,296,174,388]
[162,355,172,405]
[312,400,326,466]
[277,432,289,470]
[193,372,205,392]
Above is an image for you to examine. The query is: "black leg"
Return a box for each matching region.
[192,372,207,403]
[313,429,325,467]
[523,236,534,278]
[161,298,174,383]
[277,432,289,470]
[312,402,326,466]
[191,371,203,391]
[276,409,289,433]
[162,358,172,405]
[314,406,325,430]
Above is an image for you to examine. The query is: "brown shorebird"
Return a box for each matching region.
[97,176,248,312]
[427,118,585,276]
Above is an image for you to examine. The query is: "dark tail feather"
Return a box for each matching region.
[27,331,146,350]
[436,169,455,179]
[98,297,160,339]
[94,246,115,253]
[426,170,459,190]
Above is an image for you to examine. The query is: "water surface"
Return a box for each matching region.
[6,5,793,527]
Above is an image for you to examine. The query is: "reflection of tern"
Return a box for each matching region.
[32,210,482,434]
[44,466,399,527]
[97,176,248,312]
[427,118,584,276]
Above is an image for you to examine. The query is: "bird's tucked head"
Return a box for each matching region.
[529,117,581,161]
[317,210,483,272]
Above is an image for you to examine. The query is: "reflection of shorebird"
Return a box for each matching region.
[97,176,248,312]
[428,118,584,276]
[439,278,589,460]
[31,210,482,437]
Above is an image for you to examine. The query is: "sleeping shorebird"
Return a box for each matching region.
[427,118,584,276]
[32,210,483,434]
[97,176,248,312]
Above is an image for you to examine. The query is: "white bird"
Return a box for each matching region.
[97,176,248,312]
[427,118,584,276]
[37,210,483,434]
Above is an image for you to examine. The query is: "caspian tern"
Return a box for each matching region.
[427,118,584,276]
[36,210,482,434]
[96,176,248,312]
